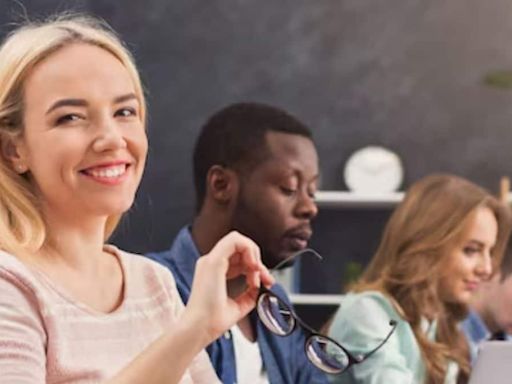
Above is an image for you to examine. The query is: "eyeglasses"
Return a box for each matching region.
[256,249,398,374]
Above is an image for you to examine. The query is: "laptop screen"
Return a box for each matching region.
[469,341,512,384]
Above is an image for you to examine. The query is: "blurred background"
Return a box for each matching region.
[3,0,512,325]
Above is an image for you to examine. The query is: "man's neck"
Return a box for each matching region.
[191,208,232,255]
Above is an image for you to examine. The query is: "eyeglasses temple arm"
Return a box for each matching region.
[359,319,398,361]
[272,248,323,271]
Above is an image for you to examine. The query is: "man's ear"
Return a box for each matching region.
[0,133,28,174]
[206,165,239,205]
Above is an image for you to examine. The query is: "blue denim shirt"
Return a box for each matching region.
[146,226,328,384]
[461,310,491,365]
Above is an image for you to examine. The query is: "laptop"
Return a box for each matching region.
[469,341,512,384]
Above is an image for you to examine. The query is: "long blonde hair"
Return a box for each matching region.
[0,14,147,257]
[354,174,511,383]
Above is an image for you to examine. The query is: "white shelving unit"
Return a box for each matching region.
[315,190,404,209]
[288,190,404,306]
[315,190,512,208]
[289,293,343,306]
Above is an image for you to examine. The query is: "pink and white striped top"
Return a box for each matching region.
[0,245,220,384]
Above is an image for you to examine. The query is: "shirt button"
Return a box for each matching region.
[224,331,231,339]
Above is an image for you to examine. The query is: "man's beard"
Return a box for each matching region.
[231,193,283,269]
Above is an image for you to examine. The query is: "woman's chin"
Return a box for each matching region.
[454,291,473,305]
[88,199,134,217]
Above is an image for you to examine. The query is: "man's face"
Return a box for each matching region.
[231,131,319,269]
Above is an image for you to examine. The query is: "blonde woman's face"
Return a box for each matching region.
[13,43,147,224]
[438,206,498,305]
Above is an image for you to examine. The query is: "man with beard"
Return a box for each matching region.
[146,102,327,384]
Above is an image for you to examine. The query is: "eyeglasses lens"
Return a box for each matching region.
[256,292,295,336]
[305,335,349,374]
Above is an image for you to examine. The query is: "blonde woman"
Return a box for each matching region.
[328,174,510,384]
[0,15,273,383]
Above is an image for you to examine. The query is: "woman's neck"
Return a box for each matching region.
[38,208,108,272]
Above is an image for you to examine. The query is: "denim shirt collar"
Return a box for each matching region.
[163,226,200,291]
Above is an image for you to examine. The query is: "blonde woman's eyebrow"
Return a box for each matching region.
[46,98,87,114]
[46,93,138,115]
[113,93,138,104]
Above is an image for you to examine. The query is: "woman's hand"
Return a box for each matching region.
[183,231,274,344]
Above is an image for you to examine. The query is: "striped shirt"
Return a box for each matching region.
[0,245,220,383]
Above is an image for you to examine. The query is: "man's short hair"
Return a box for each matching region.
[193,102,313,211]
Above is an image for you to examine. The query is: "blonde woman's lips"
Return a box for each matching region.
[81,161,131,185]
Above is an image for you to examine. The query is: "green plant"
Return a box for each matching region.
[342,261,364,291]
[483,70,512,90]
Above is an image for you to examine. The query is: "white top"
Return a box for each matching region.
[231,325,269,384]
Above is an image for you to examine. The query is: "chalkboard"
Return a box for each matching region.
[2,0,512,294]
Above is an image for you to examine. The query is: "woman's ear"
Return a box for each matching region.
[206,165,239,205]
[0,133,28,174]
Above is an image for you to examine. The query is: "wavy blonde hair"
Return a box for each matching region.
[353,174,511,384]
[0,14,146,256]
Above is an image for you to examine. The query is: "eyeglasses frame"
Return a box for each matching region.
[257,275,397,373]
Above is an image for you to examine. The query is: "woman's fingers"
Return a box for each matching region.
[259,265,274,287]
[232,287,260,317]
[186,231,275,341]
[210,231,273,288]
[208,232,256,268]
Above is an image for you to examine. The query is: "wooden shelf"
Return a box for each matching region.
[315,190,404,209]
[289,293,343,306]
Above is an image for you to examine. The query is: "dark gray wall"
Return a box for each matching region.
[3,0,512,295]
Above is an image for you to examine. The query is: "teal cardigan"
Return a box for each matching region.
[327,291,458,384]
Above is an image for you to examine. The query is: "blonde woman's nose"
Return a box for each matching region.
[92,119,127,152]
